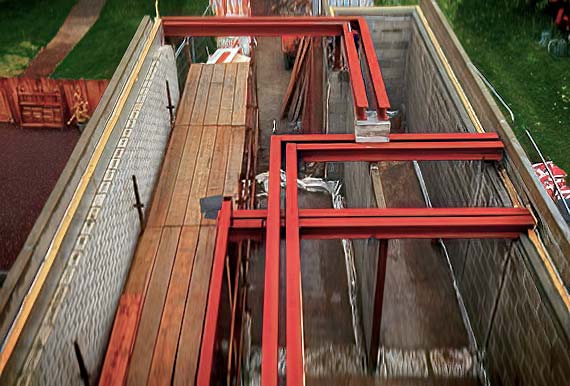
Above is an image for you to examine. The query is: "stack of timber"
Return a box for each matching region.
[280,37,312,124]
[99,62,249,386]
[280,37,323,133]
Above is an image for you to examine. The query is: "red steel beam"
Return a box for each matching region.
[197,199,232,385]
[342,24,368,120]
[298,207,530,217]
[228,208,534,239]
[272,132,500,143]
[162,17,348,37]
[161,16,391,122]
[261,136,282,386]
[298,215,532,239]
[297,141,504,162]
[386,132,500,142]
[232,207,531,219]
[285,144,304,385]
[356,18,390,120]
[369,240,388,369]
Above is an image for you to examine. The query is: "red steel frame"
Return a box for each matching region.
[197,199,232,385]
[162,16,390,120]
[196,133,535,385]
[174,11,532,386]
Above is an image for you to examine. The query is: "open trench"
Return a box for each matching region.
[241,20,480,386]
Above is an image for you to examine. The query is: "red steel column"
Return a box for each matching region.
[197,199,232,385]
[261,136,282,386]
[285,143,304,385]
[369,240,388,371]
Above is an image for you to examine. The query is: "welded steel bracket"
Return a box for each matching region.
[355,111,391,143]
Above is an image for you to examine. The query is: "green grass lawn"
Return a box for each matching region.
[52,0,210,79]
[376,0,569,172]
[437,0,570,172]
[0,0,76,77]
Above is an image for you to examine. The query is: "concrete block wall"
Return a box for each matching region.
[486,240,570,385]
[331,8,570,384]
[1,19,179,385]
[397,12,570,385]
[387,10,570,386]
[327,68,380,354]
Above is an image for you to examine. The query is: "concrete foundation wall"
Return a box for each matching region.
[1,19,180,385]
[331,7,570,384]
[327,69,380,354]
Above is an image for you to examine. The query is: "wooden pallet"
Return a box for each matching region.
[99,62,249,386]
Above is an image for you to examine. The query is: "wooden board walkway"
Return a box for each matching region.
[99,62,249,386]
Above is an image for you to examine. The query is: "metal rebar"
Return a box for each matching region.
[132,175,144,227]
[166,80,174,125]
[73,341,90,386]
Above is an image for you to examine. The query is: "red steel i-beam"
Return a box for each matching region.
[197,199,232,385]
[296,141,505,162]
[369,240,388,369]
[229,207,535,239]
[261,136,282,386]
[285,143,304,386]
[162,16,348,37]
[342,23,368,120]
[204,132,535,384]
[162,16,392,124]
[356,18,390,120]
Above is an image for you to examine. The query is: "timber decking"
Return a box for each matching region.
[99,62,248,386]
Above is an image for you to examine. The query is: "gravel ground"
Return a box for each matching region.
[0,123,79,270]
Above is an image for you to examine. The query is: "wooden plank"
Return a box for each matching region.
[175,64,203,126]
[98,294,142,386]
[145,123,190,227]
[190,65,214,125]
[183,126,219,226]
[127,226,181,386]
[123,227,162,295]
[280,38,309,119]
[147,226,200,386]
[371,164,387,209]
[231,63,249,126]
[203,64,226,125]
[165,125,205,226]
[217,63,238,126]
[172,226,216,386]
[201,125,231,226]
[223,126,246,200]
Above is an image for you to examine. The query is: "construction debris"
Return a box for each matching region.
[280,37,312,123]
[271,0,313,16]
